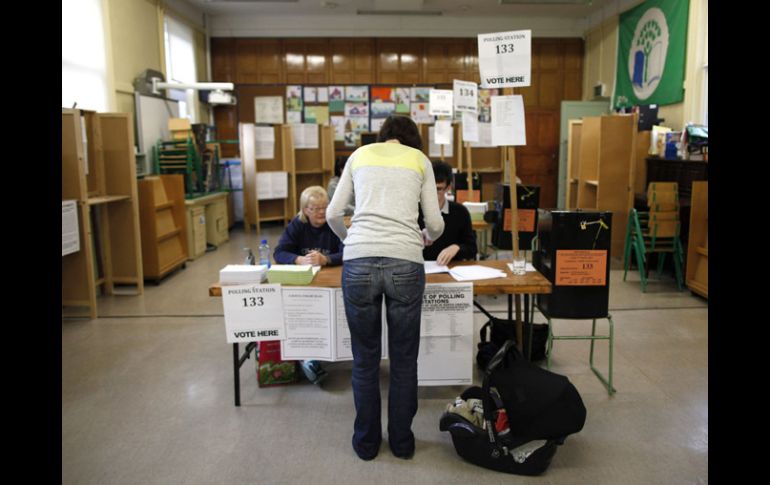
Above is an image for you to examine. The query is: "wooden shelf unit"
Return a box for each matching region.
[138,175,188,282]
[575,114,637,260]
[241,123,293,231]
[184,192,230,260]
[289,124,335,216]
[686,181,708,298]
[62,109,144,318]
[565,119,582,209]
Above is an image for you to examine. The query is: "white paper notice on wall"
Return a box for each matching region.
[491,95,527,146]
[453,80,478,114]
[469,122,493,148]
[254,96,284,124]
[461,112,479,143]
[429,126,454,158]
[254,126,275,160]
[477,29,532,89]
[222,284,285,343]
[62,200,80,256]
[434,120,453,145]
[291,123,319,149]
[257,171,288,200]
[429,89,454,117]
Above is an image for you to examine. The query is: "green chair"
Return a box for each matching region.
[623,207,685,292]
[544,312,616,396]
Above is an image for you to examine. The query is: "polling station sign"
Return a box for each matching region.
[477,30,532,89]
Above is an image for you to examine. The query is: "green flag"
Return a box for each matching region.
[614,0,689,109]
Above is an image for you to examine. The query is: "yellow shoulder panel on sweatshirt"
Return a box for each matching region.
[350,143,425,176]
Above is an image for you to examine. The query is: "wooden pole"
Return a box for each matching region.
[465,142,473,202]
[502,87,523,352]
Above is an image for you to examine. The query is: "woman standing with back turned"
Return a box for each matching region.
[326,115,444,461]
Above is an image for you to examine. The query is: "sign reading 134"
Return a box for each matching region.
[477,29,532,89]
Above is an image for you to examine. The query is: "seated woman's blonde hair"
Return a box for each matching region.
[297,185,329,223]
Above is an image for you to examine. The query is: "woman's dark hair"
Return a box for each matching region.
[334,156,347,177]
[377,115,422,150]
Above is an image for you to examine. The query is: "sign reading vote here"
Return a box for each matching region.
[477,29,532,89]
[222,284,285,343]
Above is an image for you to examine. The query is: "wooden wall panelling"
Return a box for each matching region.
[211,37,235,82]
[330,38,376,84]
[423,39,467,84]
[234,39,260,84]
[377,39,423,84]
[214,106,239,157]
[284,39,329,84]
[516,110,560,208]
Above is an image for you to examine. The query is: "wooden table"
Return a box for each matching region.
[211,260,551,406]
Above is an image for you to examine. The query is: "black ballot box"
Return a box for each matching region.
[491,184,540,251]
[533,210,612,319]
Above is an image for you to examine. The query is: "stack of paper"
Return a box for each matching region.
[424,261,450,274]
[449,265,507,281]
[463,202,487,222]
[219,264,268,284]
[267,264,315,285]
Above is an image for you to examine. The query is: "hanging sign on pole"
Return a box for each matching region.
[477,30,532,89]
[453,80,478,114]
[222,284,285,343]
[491,95,527,147]
[461,112,479,143]
[429,89,454,117]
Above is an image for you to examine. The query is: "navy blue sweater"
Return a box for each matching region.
[273,216,344,266]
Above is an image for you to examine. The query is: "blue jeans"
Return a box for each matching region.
[342,257,426,459]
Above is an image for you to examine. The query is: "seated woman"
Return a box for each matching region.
[274,185,344,385]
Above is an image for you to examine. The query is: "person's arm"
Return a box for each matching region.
[454,204,478,260]
[420,158,445,241]
[327,154,355,241]
[273,218,304,265]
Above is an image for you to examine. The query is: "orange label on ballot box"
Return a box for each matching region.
[455,190,481,203]
[503,209,536,233]
[555,250,607,286]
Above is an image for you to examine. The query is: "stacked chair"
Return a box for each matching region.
[154,118,205,195]
[623,182,685,292]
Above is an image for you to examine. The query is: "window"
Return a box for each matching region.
[62,0,109,111]
[163,15,197,119]
[702,64,708,126]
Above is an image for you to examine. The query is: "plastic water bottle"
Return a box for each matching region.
[258,239,271,268]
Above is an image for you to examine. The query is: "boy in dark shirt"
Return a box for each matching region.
[419,161,477,265]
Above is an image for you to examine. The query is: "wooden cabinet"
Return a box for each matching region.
[686,181,707,298]
[184,192,229,260]
[138,175,188,282]
[62,109,143,318]
[288,124,335,216]
[575,114,637,260]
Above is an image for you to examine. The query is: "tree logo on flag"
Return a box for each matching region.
[627,7,669,100]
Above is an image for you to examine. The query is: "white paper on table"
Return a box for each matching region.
[429,89,454,116]
[449,265,507,281]
[507,262,536,273]
[469,122,493,147]
[254,96,284,124]
[222,284,284,343]
[291,123,319,149]
[418,335,474,386]
[254,126,275,160]
[461,112,479,143]
[317,87,329,103]
[280,287,333,360]
[424,261,450,274]
[491,95,526,146]
[420,283,473,337]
